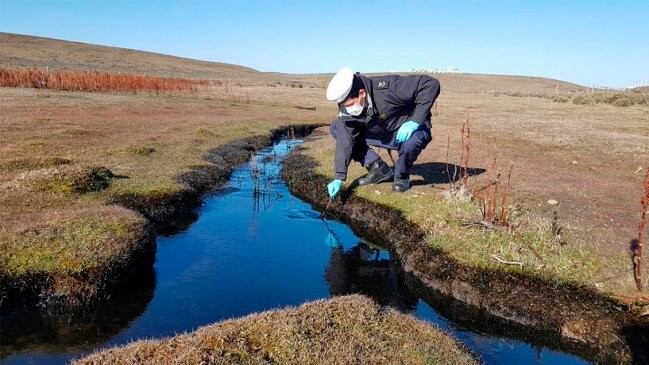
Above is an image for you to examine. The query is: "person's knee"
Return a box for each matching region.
[402,128,431,152]
[418,127,432,146]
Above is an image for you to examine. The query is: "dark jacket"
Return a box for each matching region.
[331,73,440,180]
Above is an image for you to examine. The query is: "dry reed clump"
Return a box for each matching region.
[474,146,514,227]
[74,295,478,365]
[0,67,204,94]
[442,117,514,227]
[443,117,472,201]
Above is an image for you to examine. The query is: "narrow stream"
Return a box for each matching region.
[1,138,590,364]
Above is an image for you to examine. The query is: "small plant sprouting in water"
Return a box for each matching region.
[633,168,649,292]
[249,143,286,217]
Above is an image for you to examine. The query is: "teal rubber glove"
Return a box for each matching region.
[396,120,420,143]
[327,179,342,198]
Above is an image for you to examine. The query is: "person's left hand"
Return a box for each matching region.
[396,120,420,143]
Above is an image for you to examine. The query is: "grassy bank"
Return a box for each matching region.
[297,128,645,301]
[75,295,478,365]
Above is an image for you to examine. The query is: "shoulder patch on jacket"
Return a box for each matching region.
[376,80,389,89]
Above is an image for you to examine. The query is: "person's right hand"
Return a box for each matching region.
[327,179,343,198]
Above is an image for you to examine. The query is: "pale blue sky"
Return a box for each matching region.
[1,0,647,87]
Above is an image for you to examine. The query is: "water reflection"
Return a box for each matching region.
[325,242,418,310]
[0,266,154,362]
[323,241,589,365]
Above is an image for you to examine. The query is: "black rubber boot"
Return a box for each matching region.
[392,176,411,192]
[358,160,394,186]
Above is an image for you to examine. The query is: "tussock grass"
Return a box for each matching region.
[0,157,71,173]
[3,165,114,194]
[75,295,478,365]
[0,206,147,275]
[489,88,649,107]
[126,145,157,156]
[571,92,648,107]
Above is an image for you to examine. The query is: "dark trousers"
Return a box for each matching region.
[330,122,432,179]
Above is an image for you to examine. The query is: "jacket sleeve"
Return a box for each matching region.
[393,75,441,125]
[331,117,359,181]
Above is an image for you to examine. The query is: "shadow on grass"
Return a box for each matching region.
[339,162,486,202]
[409,162,486,186]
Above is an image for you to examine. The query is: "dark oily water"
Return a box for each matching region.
[1,139,589,365]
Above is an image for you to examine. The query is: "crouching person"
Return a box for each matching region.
[325,68,440,198]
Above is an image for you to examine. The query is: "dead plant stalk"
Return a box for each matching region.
[634,168,649,291]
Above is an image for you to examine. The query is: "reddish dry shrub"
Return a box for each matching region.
[475,146,514,226]
[0,67,204,94]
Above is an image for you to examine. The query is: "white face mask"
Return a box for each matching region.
[345,102,364,116]
[345,95,366,116]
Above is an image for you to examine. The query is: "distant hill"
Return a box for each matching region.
[0,32,260,80]
[1,32,585,92]
[289,72,585,93]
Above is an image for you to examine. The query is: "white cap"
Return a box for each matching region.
[326,67,354,103]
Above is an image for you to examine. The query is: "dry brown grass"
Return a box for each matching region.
[0,67,203,94]
[74,295,478,365]
[487,87,649,107]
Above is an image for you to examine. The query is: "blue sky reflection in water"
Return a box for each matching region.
[1,139,588,365]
